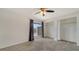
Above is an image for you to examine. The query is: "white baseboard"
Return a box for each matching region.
[0,40,28,49]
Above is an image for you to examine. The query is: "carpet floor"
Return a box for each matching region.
[0,37,79,51]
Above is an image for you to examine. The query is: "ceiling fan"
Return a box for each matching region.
[34,8,55,16]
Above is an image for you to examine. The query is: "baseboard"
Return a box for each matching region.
[59,39,76,44]
[0,40,28,49]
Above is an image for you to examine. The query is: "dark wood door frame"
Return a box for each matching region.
[29,19,34,41]
[42,22,44,38]
[29,20,44,41]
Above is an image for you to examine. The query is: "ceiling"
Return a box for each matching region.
[5,8,79,21]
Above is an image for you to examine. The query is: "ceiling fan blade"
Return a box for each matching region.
[46,10,55,13]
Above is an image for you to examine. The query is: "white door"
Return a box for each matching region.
[62,23,76,42]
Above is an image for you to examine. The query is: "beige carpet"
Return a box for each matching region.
[0,37,79,51]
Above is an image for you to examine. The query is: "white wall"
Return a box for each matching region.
[45,17,76,42]
[45,20,60,41]
[60,17,76,42]
[46,22,54,38]
[0,9,29,49]
[44,11,79,46]
[77,16,79,45]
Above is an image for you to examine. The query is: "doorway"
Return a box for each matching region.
[29,19,44,41]
[33,23,42,38]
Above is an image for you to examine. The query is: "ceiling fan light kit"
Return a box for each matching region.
[35,8,55,16]
[40,10,46,16]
